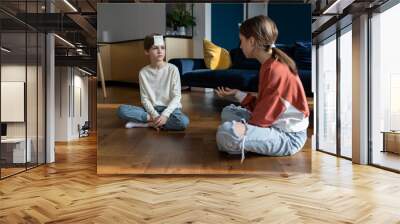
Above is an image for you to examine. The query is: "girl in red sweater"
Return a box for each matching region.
[215,15,309,163]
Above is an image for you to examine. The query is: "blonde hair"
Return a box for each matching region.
[239,15,298,75]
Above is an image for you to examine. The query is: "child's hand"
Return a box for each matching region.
[154,115,168,128]
[215,87,238,98]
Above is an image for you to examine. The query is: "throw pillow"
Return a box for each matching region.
[203,39,232,70]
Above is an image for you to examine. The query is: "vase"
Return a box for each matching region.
[177,26,186,36]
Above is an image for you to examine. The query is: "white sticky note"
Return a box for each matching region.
[153,35,164,46]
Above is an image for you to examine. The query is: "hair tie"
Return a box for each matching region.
[263,43,276,50]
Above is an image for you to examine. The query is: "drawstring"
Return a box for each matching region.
[240,136,246,163]
[239,119,248,164]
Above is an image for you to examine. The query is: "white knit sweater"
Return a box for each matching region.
[138,63,182,118]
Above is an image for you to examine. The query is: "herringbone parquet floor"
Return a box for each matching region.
[1,135,400,223]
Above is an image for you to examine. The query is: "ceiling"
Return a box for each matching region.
[1,0,390,74]
[1,0,98,73]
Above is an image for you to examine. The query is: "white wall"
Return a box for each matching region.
[97,3,211,58]
[55,67,89,141]
[2,63,47,164]
[1,65,25,81]
[55,67,70,141]
[71,74,89,138]
[1,65,26,138]
[1,65,38,134]
[97,3,166,43]
[193,3,211,58]
[246,3,268,19]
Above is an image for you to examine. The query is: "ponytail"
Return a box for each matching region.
[271,47,298,75]
[240,15,298,76]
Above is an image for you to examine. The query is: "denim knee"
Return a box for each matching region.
[117,105,129,120]
[221,106,234,122]
[180,115,190,129]
[216,121,242,155]
[221,104,236,122]
[165,113,189,131]
[287,130,307,155]
[175,114,189,130]
[221,104,250,123]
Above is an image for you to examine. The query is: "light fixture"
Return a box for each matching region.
[78,67,93,76]
[54,34,75,48]
[63,0,78,12]
[1,47,11,53]
[322,0,354,15]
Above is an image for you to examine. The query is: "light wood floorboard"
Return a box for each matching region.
[0,135,400,223]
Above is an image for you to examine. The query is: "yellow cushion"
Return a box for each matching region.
[203,39,232,70]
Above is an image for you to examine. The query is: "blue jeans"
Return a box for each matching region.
[216,105,307,160]
[117,105,189,131]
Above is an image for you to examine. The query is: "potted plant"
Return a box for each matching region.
[167,5,196,36]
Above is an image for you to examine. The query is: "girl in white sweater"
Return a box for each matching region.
[117,34,189,131]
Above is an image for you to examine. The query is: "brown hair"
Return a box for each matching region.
[239,15,298,75]
[143,33,162,51]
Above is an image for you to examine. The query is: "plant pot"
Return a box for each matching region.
[177,26,186,36]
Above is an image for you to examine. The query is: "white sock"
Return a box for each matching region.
[125,122,149,128]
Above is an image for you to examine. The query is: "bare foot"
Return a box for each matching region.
[233,122,246,137]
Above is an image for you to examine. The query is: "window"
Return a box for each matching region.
[370,3,400,171]
[317,35,337,155]
[0,2,46,179]
[339,27,352,158]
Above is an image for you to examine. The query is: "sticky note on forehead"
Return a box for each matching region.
[153,35,164,46]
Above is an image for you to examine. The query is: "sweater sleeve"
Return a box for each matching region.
[248,67,286,127]
[161,66,182,118]
[234,90,247,103]
[240,94,257,112]
[139,71,160,119]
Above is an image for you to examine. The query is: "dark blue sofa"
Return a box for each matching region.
[169,42,312,97]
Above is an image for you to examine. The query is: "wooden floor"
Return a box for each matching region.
[1,134,400,223]
[372,151,400,171]
[1,167,25,178]
[97,87,311,175]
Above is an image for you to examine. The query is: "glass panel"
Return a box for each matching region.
[371,4,400,171]
[38,32,45,165]
[339,28,352,158]
[1,31,27,177]
[317,36,337,154]
[27,31,38,169]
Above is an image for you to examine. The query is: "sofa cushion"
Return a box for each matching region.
[169,58,206,76]
[182,69,259,92]
[203,39,232,70]
[229,48,260,70]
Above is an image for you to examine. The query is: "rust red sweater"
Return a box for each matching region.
[239,58,309,132]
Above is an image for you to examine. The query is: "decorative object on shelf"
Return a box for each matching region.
[167,4,196,36]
